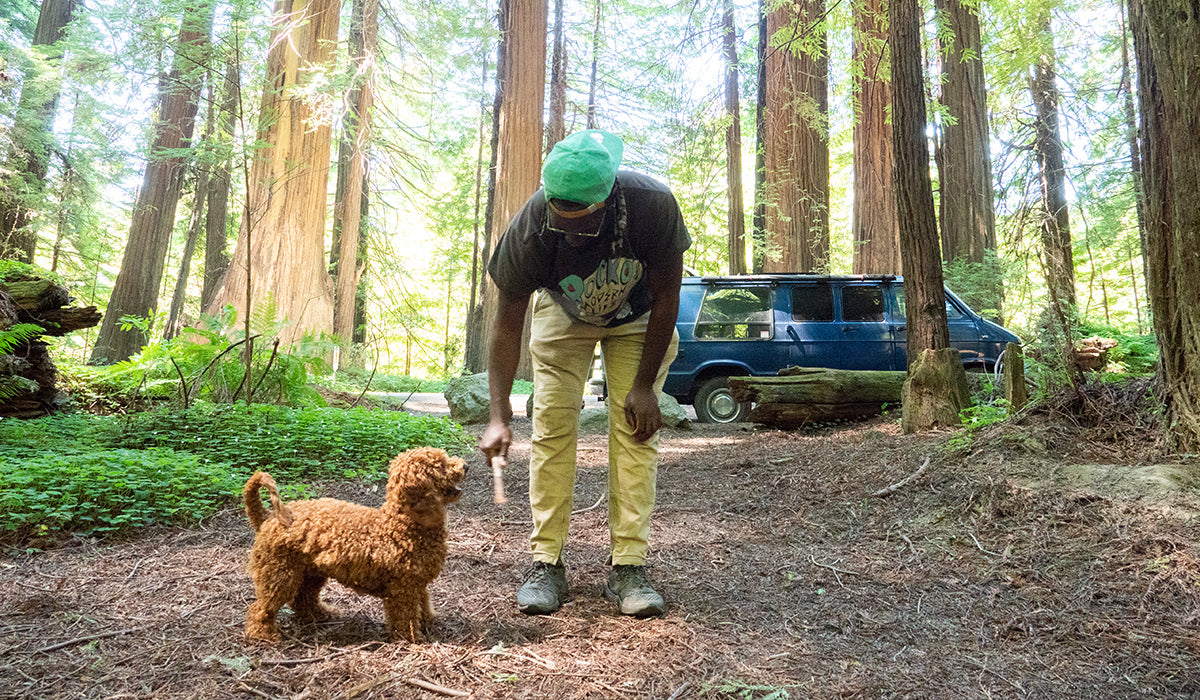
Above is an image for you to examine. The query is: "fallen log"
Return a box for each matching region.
[1,270,102,418]
[729,367,906,428]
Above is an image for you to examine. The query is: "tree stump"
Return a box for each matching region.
[901,347,972,433]
[1,272,102,418]
[1002,342,1027,414]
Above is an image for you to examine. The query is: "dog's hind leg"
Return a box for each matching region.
[245,556,303,643]
[292,573,337,623]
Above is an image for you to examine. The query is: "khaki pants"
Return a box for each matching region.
[528,292,679,566]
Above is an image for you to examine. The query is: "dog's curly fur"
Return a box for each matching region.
[242,447,466,643]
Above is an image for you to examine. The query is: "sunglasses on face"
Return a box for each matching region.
[545,199,607,238]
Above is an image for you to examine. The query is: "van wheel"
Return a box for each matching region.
[694,376,751,423]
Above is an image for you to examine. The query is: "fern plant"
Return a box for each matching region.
[97,301,331,407]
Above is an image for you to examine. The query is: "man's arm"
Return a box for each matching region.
[478,288,532,463]
[624,253,684,442]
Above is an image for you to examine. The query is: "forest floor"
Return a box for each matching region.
[3,393,1200,699]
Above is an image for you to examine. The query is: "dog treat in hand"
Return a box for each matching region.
[491,454,507,504]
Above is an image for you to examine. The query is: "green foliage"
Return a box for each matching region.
[0,403,474,483]
[700,679,791,699]
[0,448,240,538]
[96,309,330,407]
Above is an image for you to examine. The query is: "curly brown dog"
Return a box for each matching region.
[242,447,466,643]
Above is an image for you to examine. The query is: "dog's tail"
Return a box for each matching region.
[243,471,293,531]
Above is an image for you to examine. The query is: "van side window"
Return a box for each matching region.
[791,285,834,321]
[695,287,772,339]
[843,286,885,322]
[894,289,966,320]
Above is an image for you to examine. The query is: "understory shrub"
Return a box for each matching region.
[0,448,240,538]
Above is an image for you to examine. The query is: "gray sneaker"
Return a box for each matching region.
[603,565,665,617]
[516,561,567,614]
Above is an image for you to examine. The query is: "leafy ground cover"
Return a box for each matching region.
[2,392,1198,698]
[0,405,473,542]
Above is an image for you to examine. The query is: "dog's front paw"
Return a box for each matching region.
[388,621,424,644]
[244,623,281,644]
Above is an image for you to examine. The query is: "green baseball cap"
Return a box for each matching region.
[542,129,624,206]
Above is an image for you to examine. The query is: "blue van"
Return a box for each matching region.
[662,274,1020,423]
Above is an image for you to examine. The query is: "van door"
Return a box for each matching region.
[781,281,840,370]
[837,283,898,370]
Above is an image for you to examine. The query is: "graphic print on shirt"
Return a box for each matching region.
[553,256,644,326]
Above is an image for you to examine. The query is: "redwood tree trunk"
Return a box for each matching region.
[91,4,211,363]
[331,0,378,348]
[936,0,1001,320]
[762,0,829,273]
[1132,0,1200,452]
[201,58,238,312]
[204,0,341,346]
[851,0,900,275]
[724,0,748,275]
[0,0,78,262]
[476,0,546,377]
[1029,9,1076,316]
[891,0,965,432]
[546,0,567,152]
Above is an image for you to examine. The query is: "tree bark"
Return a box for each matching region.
[547,0,567,151]
[851,0,900,275]
[331,0,377,349]
[165,152,210,340]
[762,0,829,273]
[91,3,212,364]
[0,0,77,263]
[201,57,238,312]
[204,0,341,347]
[1029,9,1076,315]
[724,0,748,275]
[936,0,1001,321]
[890,0,964,431]
[476,0,546,378]
[1131,0,1200,452]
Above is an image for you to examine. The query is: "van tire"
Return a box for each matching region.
[694,376,751,424]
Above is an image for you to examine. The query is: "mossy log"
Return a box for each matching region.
[729,367,906,428]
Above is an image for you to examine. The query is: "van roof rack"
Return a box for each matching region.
[691,273,900,283]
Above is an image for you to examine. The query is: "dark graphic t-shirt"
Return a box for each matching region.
[488,171,692,327]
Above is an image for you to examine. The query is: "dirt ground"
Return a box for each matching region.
[3,409,1200,699]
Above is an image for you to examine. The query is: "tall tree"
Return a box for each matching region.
[546,0,567,151]
[201,58,238,312]
[1130,0,1200,451]
[724,0,748,275]
[891,0,968,431]
[1029,7,1076,320]
[936,0,1001,320]
[204,0,342,346]
[851,0,900,274]
[474,0,547,371]
[761,0,829,273]
[165,118,212,340]
[331,0,378,349]
[0,0,78,262]
[90,3,212,363]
